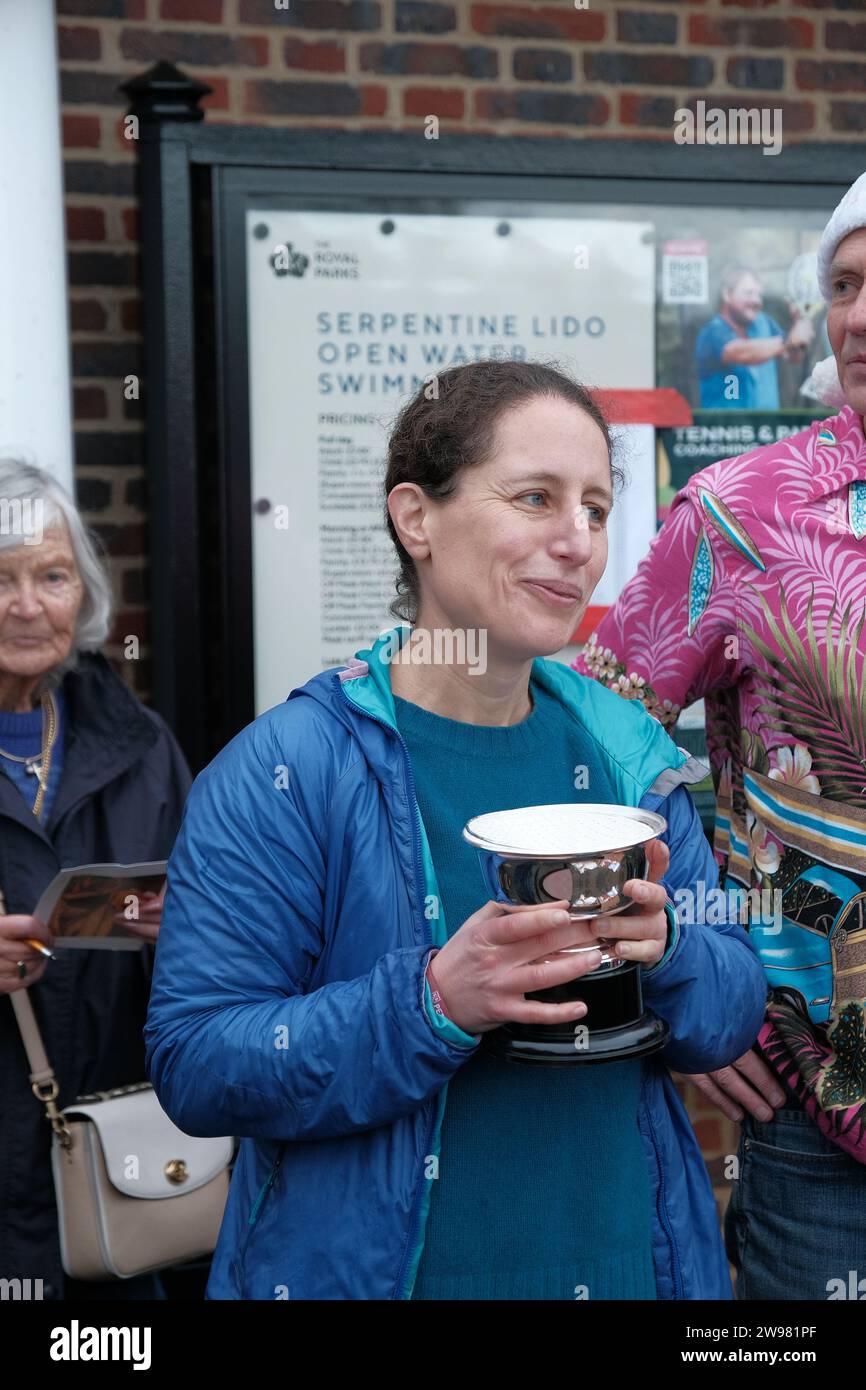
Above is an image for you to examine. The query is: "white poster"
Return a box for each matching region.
[246,211,655,712]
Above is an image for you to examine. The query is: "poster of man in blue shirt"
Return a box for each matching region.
[695,265,814,409]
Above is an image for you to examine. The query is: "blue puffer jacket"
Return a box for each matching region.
[145,627,767,1300]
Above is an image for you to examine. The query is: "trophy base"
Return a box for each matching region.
[484,1012,670,1066]
[483,959,670,1065]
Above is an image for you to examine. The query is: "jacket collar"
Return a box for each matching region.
[339,624,585,732]
[806,405,866,501]
[336,625,686,800]
[0,651,158,841]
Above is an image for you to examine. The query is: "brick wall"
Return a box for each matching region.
[57,0,866,697]
[57,0,845,1228]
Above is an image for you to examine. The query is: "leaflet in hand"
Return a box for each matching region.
[34,862,167,950]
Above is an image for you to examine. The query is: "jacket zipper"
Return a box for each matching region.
[339,681,438,1301]
[640,1080,684,1299]
[248,1145,285,1226]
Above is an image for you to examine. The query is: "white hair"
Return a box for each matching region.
[0,458,113,678]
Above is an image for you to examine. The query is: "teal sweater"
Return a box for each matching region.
[395,678,657,1301]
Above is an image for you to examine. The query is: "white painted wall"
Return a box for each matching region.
[0,0,73,492]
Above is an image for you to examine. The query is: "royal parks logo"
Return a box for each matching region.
[270,240,361,281]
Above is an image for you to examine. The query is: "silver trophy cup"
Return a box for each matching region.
[463,804,671,1065]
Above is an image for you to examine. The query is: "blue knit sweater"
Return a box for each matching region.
[395,679,657,1301]
[0,690,66,826]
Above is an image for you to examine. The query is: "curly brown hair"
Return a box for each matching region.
[383,359,621,625]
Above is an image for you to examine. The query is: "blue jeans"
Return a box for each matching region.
[724,1102,866,1300]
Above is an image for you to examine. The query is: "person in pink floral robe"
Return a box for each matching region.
[575,175,866,1300]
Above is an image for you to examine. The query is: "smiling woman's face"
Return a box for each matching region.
[0,524,84,684]
[414,394,612,664]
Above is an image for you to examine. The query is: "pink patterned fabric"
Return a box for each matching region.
[575,405,866,1160]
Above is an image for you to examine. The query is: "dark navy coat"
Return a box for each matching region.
[0,653,190,1297]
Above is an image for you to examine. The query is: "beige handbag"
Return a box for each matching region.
[12,987,233,1281]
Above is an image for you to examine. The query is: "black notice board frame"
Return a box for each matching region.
[130,68,862,770]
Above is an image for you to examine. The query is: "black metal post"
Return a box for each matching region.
[120,64,212,771]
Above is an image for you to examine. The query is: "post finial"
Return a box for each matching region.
[120,62,212,124]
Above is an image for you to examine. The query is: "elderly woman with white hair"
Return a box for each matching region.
[0,458,191,1301]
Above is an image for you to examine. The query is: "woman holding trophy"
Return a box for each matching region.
[146,361,766,1300]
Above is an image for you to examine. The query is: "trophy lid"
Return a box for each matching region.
[462,803,667,857]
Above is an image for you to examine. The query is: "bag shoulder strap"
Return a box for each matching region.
[11,988,72,1148]
[11,986,54,1083]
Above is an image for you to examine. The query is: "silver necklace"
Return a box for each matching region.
[0,694,56,786]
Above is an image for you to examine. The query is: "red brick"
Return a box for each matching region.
[76,477,112,512]
[58,24,102,60]
[120,298,142,333]
[120,28,269,67]
[620,93,678,128]
[361,85,388,117]
[66,206,106,241]
[62,114,101,149]
[512,47,572,83]
[122,566,148,605]
[74,385,108,420]
[243,79,361,116]
[68,250,139,289]
[797,59,866,92]
[200,75,231,110]
[121,207,140,242]
[471,4,604,41]
[70,298,108,332]
[159,0,224,21]
[831,100,866,133]
[682,95,815,134]
[586,51,713,86]
[362,41,496,79]
[57,1,146,13]
[475,88,608,126]
[694,1117,723,1154]
[238,0,381,26]
[690,15,813,47]
[826,22,866,54]
[110,609,151,644]
[62,71,131,106]
[93,523,147,558]
[284,39,346,73]
[403,86,464,119]
[727,55,784,90]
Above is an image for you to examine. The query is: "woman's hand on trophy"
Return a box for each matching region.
[597,838,671,967]
[430,898,605,1036]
